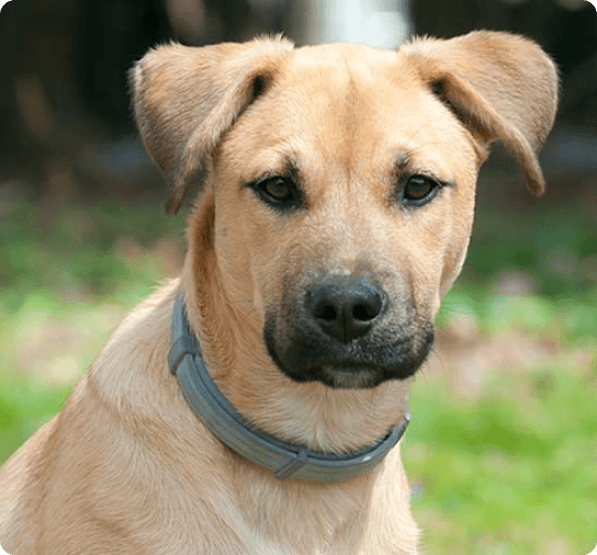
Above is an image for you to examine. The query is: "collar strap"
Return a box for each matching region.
[168,295,410,482]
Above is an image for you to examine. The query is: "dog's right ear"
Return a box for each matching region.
[131,37,294,214]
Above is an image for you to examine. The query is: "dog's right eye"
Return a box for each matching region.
[251,176,303,211]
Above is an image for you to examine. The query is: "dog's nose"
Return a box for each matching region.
[306,276,387,343]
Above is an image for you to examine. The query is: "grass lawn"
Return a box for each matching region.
[1,194,596,554]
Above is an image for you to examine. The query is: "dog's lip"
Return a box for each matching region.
[319,362,382,372]
[317,364,386,389]
[318,363,384,380]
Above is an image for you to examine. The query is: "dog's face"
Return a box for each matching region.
[211,45,479,388]
[132,33,557,391]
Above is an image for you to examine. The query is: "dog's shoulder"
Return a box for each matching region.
[0,280,181,553]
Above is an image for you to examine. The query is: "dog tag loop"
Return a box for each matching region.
[274,447,309,479]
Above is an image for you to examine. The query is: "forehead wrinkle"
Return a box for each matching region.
[337,54,385,196]
[342,54,359,183]
[275,48,392,198]
[292,58,360,197]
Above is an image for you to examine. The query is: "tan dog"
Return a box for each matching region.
[0,31,557,554]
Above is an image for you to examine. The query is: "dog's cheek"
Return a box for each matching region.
[438,178,477,299]
[209,194,265,324]
[439,235,471,300]
[395,207,451,320]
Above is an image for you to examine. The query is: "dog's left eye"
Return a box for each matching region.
[261,177,293,200]
[252,176,303,211]
[401,175,442,206]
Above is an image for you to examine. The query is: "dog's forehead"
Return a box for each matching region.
[278,43,418,98]
[287,42,401,77]
[247,45,459,175]
[249,44,429,149]
[221,42,470,189]
[269,43,446,137]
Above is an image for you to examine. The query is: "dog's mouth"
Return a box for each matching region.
[263,273,435,389]
[264,320,434,389]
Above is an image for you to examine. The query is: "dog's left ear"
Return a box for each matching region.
[403,31,558,195]
[131,37,294,214]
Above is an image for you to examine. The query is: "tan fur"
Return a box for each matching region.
[0,31,557,554]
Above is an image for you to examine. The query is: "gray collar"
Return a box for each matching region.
[168,295,410,482]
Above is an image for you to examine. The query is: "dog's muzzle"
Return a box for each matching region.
[264,274,434,389]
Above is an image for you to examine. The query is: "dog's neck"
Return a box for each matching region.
[168,294,410,482]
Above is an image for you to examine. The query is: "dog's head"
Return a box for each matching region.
[132,32,557,391]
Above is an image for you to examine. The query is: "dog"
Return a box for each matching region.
[0,30,557,554]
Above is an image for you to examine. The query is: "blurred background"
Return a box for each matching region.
[0,0,595,552]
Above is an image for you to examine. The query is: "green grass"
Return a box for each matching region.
[0,196,595,553]
[405,367,597,554]
[0,197,186,461]
[0,371,70,463]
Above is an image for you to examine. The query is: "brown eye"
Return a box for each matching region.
[403,175,441,204]
[262,177,293,200]
[250,175,304,212]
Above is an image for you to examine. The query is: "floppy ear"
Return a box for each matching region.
[403,31,558,195]
[131,37,294,214]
